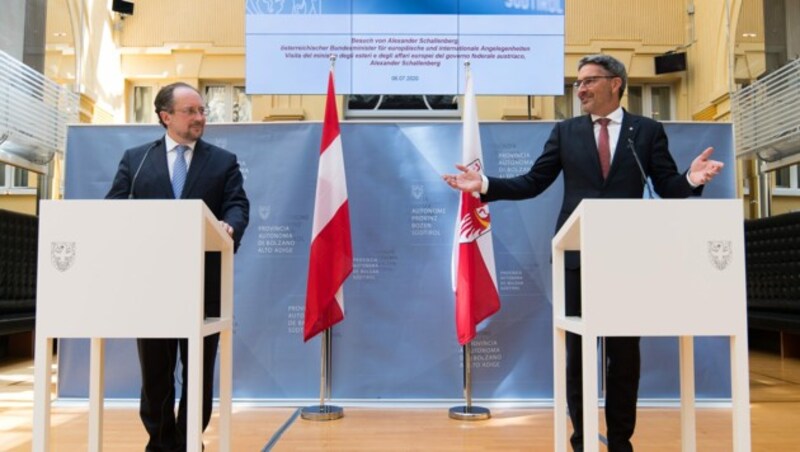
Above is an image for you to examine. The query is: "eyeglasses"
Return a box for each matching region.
[172,107,207,117]
[572,76,616,89]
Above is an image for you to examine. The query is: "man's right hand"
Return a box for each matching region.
[442,164,483,193]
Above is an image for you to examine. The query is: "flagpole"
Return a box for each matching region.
[449,61,491,421]
[301,54,344,422]
[301,328,343,420]
[320,328,328,407]
[464,343,472,408]
[449,341,490,420]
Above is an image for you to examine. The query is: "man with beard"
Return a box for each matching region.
[443,54,723,451]
[106,82,249,451]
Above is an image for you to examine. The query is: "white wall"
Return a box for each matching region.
[0,0,27,59]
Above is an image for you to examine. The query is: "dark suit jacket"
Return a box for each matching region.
[105,136,250,314]
[482,111,701,268]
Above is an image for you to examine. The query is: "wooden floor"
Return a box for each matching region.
[1,350,799,451]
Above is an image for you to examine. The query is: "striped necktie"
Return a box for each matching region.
[172,144,188,198]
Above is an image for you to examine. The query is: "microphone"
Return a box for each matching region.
[128,141,159,199]
[627,138,654,199]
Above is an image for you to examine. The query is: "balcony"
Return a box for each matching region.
[0,50,78,174]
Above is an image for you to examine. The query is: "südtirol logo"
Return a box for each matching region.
[458,159,491,243]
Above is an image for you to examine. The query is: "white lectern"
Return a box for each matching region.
[552,199,750,452]
[33,200,234,452]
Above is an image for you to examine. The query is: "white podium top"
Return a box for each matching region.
[553,199,747,337]
[36,200,232,338]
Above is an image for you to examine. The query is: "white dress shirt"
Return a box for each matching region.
[591,106,624,162]
[164,135,195,180]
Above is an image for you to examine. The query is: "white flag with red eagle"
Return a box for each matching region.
[304,67,353,342]
[452,67,501,345]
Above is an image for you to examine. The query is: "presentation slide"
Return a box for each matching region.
[245,0,565,95]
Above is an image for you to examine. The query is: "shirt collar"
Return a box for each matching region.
[164,134,196,153]
[591,106,624,124]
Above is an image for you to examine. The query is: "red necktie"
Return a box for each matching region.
[596,118,611,179]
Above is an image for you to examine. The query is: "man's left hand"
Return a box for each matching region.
[220,221,234,237]
[689,147,724,186]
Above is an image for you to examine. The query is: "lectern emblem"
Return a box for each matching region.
[708,240,732,270]
[51,242,76,272]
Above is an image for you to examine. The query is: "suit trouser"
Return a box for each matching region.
[137,334,219,452]
[137,253,223,451]
[565,267,640,452]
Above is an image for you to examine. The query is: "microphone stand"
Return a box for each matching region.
[128,141,158,199]
[627,138,654,199]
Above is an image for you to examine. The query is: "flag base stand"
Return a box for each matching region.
[448,343,491,421]
[448,405,490,421]
[302,329,344,421]
[301,404,344,421]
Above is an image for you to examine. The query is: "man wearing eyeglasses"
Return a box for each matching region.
[444,54,723,451]
[106,82,249,451]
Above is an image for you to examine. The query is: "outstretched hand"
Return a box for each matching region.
[689,147,724,186]
[443,164,483,193]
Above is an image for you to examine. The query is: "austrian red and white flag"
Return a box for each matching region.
[452,68,501,345]
[304,68,353,342]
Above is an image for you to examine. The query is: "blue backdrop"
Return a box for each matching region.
[59,121,736,402]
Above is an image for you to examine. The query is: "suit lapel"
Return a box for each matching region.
[616,110,638,155]
[182,139,210,197]
[607,110,639,181]
[149,139,173,197]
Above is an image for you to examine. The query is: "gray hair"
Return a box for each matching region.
[578,54,627,99]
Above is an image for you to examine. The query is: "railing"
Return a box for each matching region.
[0,49,79,173]
[731,57,800,165]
